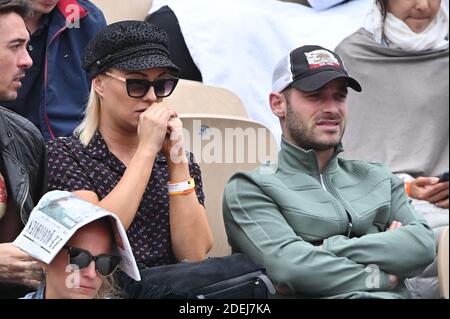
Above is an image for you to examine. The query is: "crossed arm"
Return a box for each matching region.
[223,174,435,297]
[323,176,435,278]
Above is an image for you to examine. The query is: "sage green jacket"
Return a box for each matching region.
[223,138,435,299]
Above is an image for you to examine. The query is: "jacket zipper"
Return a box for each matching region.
[19,175,29,225]
[316,153,353,237]
[43,26,67,140]
[347,217,353,237]
[322,175,353,237]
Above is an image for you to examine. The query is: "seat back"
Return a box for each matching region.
[438,226,449,299]
[181,115,278,257]
[90,0,153,24]
[164,80,248,118]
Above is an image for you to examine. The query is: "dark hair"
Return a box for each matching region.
[0,0,32,18]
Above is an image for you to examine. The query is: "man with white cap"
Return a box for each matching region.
[223,45,436,299]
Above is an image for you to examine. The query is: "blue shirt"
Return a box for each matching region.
[21,282,45,299]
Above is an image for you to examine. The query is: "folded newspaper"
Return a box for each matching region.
[14,191,141,281]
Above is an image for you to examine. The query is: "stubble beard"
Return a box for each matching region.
[286,102,345,152]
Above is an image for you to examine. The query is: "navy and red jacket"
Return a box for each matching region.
[43,0,106,140]
[10,0,106,141]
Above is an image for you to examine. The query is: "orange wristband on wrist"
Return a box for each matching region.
[405,181,412,197]
[169,188,195,196]
[168,178,196,196]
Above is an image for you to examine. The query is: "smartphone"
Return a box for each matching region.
[437,172,449,183]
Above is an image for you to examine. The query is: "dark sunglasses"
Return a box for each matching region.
[105,72,179,98]
[63,246,121,277]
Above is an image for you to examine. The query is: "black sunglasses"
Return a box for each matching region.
[105,72,179,98]
[63,246,121,277]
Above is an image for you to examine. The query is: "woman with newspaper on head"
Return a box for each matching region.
[22,218,120,299]
[19,191,140,299]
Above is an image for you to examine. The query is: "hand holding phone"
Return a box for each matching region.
[437,172,449,183]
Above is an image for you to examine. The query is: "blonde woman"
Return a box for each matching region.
[47,21,213,298]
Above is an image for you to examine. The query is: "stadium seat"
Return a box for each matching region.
[164,80,249,118]
[90,0,153,24]
[181,114,278,257]
[165,81,274,257]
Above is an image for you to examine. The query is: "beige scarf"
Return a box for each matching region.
[363,0,449,52]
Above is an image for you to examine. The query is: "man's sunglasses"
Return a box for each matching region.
[63,246,122,277]
[105,72,179,98]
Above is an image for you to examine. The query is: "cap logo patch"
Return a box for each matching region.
[305,50,340,70]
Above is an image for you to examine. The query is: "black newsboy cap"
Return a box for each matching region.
[83,20,180,79]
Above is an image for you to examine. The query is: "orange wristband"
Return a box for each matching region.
[168,178,196,196]
[405,181,412,197]
[169,188,195,196]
